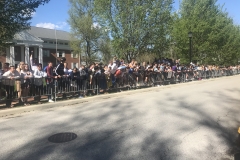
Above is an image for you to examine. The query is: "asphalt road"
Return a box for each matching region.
[0,76,240,160]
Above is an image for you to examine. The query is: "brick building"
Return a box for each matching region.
[1,26,80,69]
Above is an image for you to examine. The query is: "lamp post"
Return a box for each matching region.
[188,31,193,63]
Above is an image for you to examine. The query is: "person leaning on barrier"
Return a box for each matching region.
[2,66,20,108]
[110,60,118,87]
[88,63,95,85]
[46,61,56,103]
[55,57,66,93]
[0,69,2,100]
[15,62,25,105]
[55,57,66,75]
[60,62,70,95]
[104,65,112,89]
[20,64,33,106]
[70,67,79,97]
[34,63,47,104]
[78,65,87,98]
[0,63,10,99]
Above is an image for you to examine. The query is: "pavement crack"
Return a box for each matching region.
[182,126,201,141]
[216,110,231,126]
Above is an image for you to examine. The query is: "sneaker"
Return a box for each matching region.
[78,96,83,99]
[48,100,54,103]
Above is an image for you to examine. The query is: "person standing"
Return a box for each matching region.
[2,66,20,107]
[30,53,39,72]
[34,64,47,104]
[46,61,56,102]
[20,64,33,106]
[55,57,66,77]
[55,57,66,96]
[78,65,87,98]
[62,62,70,94]
[16,62,25,105]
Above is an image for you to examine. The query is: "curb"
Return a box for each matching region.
[0,75,239,117]
[238,127,240,147]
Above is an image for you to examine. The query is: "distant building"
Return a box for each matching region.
[0,26,80,69]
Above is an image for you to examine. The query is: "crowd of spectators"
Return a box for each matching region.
[0,56,239,108]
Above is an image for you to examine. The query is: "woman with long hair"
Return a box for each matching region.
[16,62,25,104]
[20,64,33,106]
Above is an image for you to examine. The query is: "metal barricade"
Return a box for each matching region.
[1,67,240,107]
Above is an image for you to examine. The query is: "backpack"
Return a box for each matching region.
[115,69,122,77]
[79,69,86,77]
[79,69,86,79]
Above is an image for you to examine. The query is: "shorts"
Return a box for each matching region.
[15,81,21,92]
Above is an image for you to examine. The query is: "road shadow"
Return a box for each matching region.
[1,84,240,159]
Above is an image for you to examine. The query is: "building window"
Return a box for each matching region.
[43,50,50,57]
[57,51,65,57]
[65,43,68,45]
[49,41,53,44]
[71,53,78,58]
[44,41,48,43]
[71,63,78,69]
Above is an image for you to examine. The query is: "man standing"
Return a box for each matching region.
[55,57,66,77]
[110,59,118,87]
[55,57,67,98]
[30,53,39,72]
[2,66,20,107]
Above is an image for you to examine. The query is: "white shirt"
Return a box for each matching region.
[34,70,47,86]
[110,63,117,74]
[2,70,20,86]
[20,70,33,84]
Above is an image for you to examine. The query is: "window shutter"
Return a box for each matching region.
[62,52,65,57]
[71,53,73,58]
[71,63,73,69]
[57,52,59,57]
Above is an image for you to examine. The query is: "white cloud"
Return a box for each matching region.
[36,22,68,30]
[36,23,56,29]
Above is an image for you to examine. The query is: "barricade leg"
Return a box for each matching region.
[54,80,57,102]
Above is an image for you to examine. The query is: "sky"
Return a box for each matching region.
[31,0,240,32]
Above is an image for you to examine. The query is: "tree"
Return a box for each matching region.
[95,0,173,62]
[68,0,110,66]
[171,0,240,65]
[98,37,113,64]
[0,0,50,51]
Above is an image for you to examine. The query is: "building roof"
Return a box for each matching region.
[14,30,44,42]
[27,26,71,41]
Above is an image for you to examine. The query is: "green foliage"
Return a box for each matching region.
[95,0,173,62]
[0,0,50,51]
[171,0,240,65]
[69,0,240,65]
[68,0,112,66]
